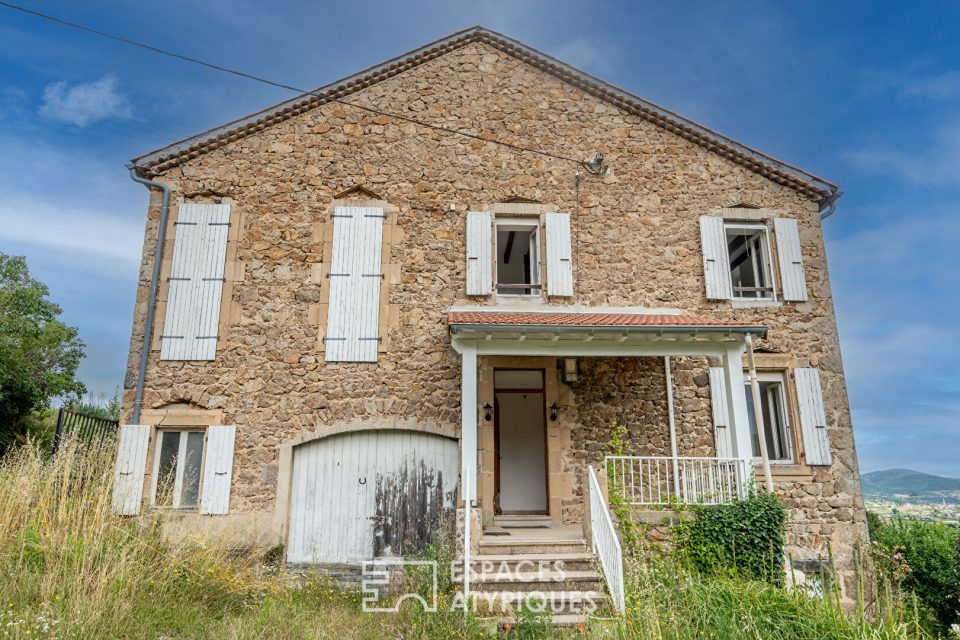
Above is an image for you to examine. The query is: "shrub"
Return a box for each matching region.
[674,491,787,585]
[869,514,960,632]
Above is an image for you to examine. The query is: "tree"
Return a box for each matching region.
[0,254,85,452]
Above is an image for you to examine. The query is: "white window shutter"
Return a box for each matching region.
[699,215,732,300]
[465,211,492,295]
[200,425,236,515]
[774,218,808,302]
[112,425,151,515]
[160,203,231,360]
[795,368,832,466]
[325,206,384,362]
[545,212,573,297]
[708,368,734,458]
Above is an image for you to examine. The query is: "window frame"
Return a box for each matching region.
[724,222,777,301]
[744,371,794,464]
[494,217,542,297]
[150,428,207,510]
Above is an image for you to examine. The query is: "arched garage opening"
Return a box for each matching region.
[286,429,459,565]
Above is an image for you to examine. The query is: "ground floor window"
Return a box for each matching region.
[152,430,205,508]
[744,372,793,462]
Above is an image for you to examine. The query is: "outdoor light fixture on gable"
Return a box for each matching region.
[550,402,560,422]
[560,358,579,384]
[483,402,492,422]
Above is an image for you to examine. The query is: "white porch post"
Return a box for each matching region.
[664,356,681,499]
[722,342,752,496]
[460,342,478,502]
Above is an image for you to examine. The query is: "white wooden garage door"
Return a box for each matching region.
[286,429,459,564]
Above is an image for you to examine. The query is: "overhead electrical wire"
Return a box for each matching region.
[0,1,607,173]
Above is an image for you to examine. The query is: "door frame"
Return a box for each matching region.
[493,368,549,516]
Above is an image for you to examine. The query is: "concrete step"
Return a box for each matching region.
[477,538,588,556]
[468,569,603,593]
[469,552,597,572]
[497,612,590,628]
[467,589,608,617]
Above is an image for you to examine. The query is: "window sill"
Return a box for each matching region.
[729,299,783,309]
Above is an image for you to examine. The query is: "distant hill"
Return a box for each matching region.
[862,468,960,498]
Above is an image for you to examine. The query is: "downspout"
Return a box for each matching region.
[126,164,170,424]
[745,333,775,492]
[818,191,843,221]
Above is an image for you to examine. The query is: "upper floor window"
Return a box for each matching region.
[496,218,541,295]
[465,210,572,298]
[699,214,808,303]
[725,223,775,300]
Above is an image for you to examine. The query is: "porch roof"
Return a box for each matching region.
[448,310,766,335]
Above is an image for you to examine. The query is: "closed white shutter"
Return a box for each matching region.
[160,203,231,360]
[325,206,384,362]
[708,368,734,458]
[112,425,151,515]
[545,212,573,297]
[774,218,808,302]
[795,368,832,465]
[200,425,236,515]
[699,215,732,300]
[465,211,492,295]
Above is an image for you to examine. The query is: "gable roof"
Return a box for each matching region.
[131,26,837,201]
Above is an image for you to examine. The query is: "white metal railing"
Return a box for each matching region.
[588,465,625,615]
[605,456,748,506]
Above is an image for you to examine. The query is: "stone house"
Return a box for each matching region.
[114,26,866,607]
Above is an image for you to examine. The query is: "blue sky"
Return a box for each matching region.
[0,1,957,475]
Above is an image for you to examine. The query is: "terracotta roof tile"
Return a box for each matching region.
[447,311,760,329]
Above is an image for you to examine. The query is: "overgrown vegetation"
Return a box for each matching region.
[0,439,938,638]
[674,491,788,585]
[868,511,960,634]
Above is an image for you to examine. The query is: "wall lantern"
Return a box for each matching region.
[483,402,493,422]
[560,358,579,384]
[550,402,560,422]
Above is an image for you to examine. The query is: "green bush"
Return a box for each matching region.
[675,491,787,585]
[869,514,960,632]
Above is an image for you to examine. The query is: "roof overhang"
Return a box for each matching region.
[448,309,767,357]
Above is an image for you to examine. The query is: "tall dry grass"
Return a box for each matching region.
[0,439,394,639]
[0,438,934,639]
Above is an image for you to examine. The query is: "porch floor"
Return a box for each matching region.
[481,516,584,543]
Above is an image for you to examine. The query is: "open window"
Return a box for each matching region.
[726,223,775,300]
[743,372,793,462]
[151,430,205,509]
[496,218,541,295]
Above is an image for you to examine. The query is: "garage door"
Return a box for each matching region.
[286,429,459,564]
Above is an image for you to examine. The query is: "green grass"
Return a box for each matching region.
[0,440,935,639]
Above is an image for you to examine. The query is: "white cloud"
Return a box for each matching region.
[897,70,960,100]
[843,119,960,186]
[0,196,143,267]
[39,75,132,127]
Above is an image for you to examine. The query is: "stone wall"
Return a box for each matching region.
[123,40,866,592]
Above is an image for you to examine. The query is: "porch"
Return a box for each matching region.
[449,308,770,614]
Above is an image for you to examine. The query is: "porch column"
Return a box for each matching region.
[460,342,478,502]
[721,343,753,492]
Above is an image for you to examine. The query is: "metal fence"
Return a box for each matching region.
[51,408,119,454]
[605,455,748,506]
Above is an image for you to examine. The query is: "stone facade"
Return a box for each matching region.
[124,37,866,592]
